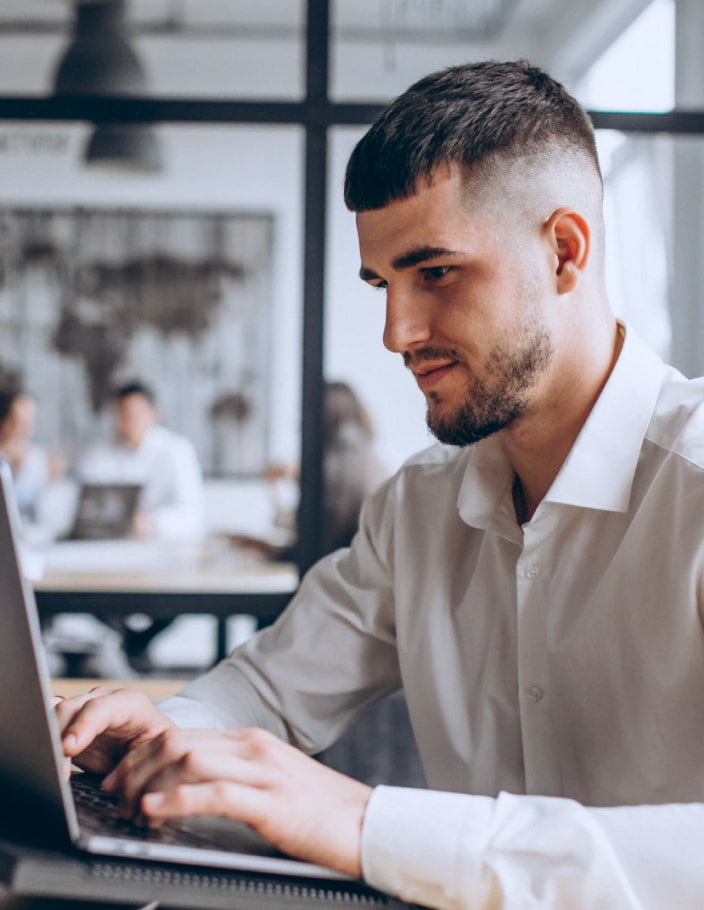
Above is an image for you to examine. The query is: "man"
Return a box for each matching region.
[79,380,204,541]
[55,62,704,908]
[78,380,204,667]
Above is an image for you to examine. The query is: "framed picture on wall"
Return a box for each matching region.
[0,207,274,476]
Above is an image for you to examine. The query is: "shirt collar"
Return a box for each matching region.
[543,321,666,512]
[457,436,516,536]
[457,321,668,529]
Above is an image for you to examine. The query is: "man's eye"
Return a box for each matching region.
[372,281,388,291]
[423,266,452,281]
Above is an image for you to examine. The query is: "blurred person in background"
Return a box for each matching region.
[320,380,388,552]
[0,385,64,534]
[78,380,204,542]
[266,380,388,556]
[78,380,205,671]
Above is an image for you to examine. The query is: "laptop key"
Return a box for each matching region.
[72,774,223,849]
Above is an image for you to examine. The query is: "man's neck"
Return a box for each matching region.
[502,320,623,524]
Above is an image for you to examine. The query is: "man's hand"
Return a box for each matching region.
[54,686,176,776]
[102,727,373,878]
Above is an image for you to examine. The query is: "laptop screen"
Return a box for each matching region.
[0,460,79,841]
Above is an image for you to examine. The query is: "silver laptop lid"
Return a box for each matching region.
[0,458,80,842]
[69,483,142,540]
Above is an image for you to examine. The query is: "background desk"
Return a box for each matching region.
[32,540,299,662]
[51,678,187,701]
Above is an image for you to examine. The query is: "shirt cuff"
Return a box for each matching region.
[361,786,494,910]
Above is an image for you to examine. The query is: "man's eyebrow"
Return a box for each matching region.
[392,246,459,270]
[359,246,461,282]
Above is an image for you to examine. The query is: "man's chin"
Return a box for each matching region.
[426,404,510,448]
[426,405,466,446]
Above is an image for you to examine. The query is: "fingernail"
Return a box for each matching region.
[64,733,77,750]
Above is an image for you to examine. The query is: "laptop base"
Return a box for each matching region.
[0,830,404,910]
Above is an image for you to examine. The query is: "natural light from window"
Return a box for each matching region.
[577,0,675,360]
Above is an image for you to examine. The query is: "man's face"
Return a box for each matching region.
[116,393,157,448]
[4,395,37,442]
[356,168,555,446]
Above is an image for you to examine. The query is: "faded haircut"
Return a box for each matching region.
[344,59,601,212]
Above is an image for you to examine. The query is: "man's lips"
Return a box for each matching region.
[412,362,457,392]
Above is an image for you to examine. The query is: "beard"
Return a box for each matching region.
[418,318,554,447]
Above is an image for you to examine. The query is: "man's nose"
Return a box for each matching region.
[382,287,432,353]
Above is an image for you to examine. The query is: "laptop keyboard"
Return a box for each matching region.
[71,773,226,850]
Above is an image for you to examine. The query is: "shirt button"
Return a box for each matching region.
[526,564,540,579]
[527,685,544,702]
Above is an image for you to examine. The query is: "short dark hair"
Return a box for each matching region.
[0,388,20,424]
[344,59,600,212]
[115,380,155,404]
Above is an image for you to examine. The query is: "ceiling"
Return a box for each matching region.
[0,0,648,45]
[0,0,656,94]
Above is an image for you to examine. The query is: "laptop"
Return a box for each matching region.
[67,482,142,540]
[0,459,347,881]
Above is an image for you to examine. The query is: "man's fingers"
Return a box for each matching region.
[141,781,260,825]
[105,727,370,877]
[55,690,126,754]
[56,688,167,756]
[109,730,264,817]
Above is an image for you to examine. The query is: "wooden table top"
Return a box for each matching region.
[51,678,188,701]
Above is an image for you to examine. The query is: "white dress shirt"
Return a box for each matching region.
[79,424,204,540]
[160,322,704,909]
[11,444,51,519]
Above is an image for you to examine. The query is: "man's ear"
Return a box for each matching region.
[544,208,590,295]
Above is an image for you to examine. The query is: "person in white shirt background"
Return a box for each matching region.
[54,60,704,909]
[0,385,64,532]
[78,380,204,670]
[78,380,204,542]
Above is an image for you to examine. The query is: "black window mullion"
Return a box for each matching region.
[297,0,330,574]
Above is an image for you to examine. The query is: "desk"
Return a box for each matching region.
[50,678,187,701]
[32,540,299,661]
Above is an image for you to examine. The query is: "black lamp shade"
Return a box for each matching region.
[53,0,148,97]
[84,123,162,172]
[52,0,163,172]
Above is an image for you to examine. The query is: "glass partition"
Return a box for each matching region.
[0,121,304,479]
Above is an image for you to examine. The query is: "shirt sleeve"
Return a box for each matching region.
[362,786,704,910]
[159,478,402,753]
[148,435,204,540]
